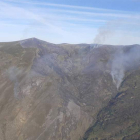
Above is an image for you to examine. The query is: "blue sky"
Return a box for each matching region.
[0,0,140,45]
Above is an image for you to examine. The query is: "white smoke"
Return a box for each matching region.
[94,29,114,45]
[111,49,124,89]
[111,45,140,89]
[6,67,23,98]
[93,20,118,45]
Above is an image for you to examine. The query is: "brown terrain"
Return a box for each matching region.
[0,38,140,140]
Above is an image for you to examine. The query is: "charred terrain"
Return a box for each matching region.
[0,38,140,140]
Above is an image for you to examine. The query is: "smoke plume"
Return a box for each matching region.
[94,29,114,45]
[111,45,140,89]
[93,20,118,45]
[6,67,23,98]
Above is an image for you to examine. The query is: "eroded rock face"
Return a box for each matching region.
[0,38,139,140]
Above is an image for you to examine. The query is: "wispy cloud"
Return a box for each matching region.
[0,0,140,44]
[0,1,65,32]
[3,0,130,13]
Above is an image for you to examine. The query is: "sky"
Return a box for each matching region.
[0,0,140,45]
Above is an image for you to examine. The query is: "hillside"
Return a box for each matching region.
[0,38,140,140]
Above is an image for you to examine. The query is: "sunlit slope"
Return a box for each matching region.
[0,38,140,140]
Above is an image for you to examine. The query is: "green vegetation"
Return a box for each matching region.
[83,70,140,140]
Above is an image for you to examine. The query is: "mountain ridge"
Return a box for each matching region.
[0,39,140,140]
[1,38,140,46]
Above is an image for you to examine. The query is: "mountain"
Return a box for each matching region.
[0,38,140,140]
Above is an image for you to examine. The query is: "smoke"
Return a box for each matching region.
[93,19,133,45]
[111,49,125,89]
[94,21,118,45]
[93,19,140,89]
[6,67,23,98]
[111,45,140,89]
[94,28,114,45]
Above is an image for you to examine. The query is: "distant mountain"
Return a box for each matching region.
[0,38,140,140]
